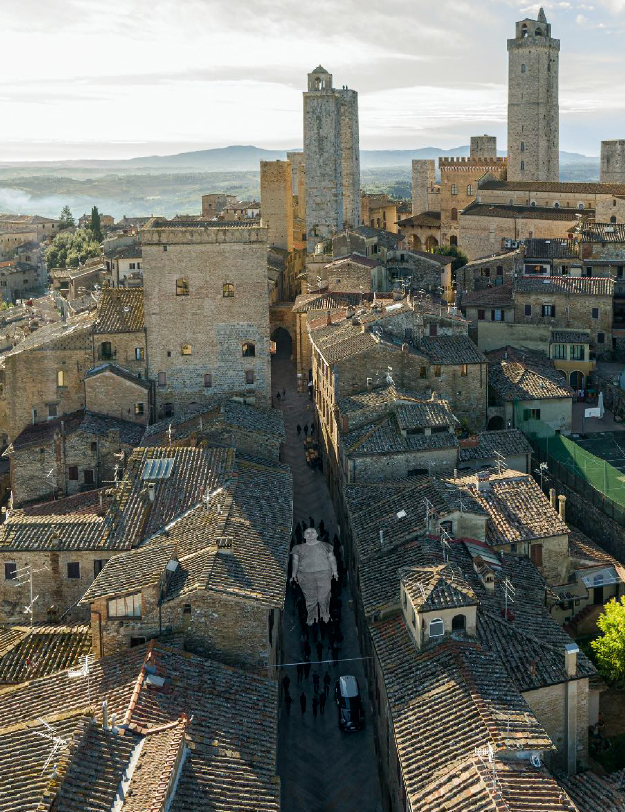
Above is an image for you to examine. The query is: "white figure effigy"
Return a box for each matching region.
[291,528,338,624]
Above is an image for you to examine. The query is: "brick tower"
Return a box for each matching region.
[507,8,560,182]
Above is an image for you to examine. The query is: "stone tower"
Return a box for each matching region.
[141,219,271,417]
[411,160,437,215]
[260,160,293,251]
[303,66,360,252]
[601,140,625,184]
[507,8,560,182]
[470,135,497,159]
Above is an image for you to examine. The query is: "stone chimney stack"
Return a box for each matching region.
[476,470,491,493]
[565,642,578,677]
[549,488,556,509]
[558,494,566,522]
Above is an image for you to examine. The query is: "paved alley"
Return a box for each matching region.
[272,337,383,812]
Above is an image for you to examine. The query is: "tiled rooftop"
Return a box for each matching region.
[401,564,478,612]
[0,511,108,552]
[5,311,94,357]
[487,347,574,401]
[516,275,614,297]
[417,335,485,365]
[344,418,458,455]
[458,429,532,462]
[463,201,589,221]
[481,179,625,194]
[0,624,91,684]
[559,771,625,811]
[579,222,625,243]
[93,287,144,333]
[461,283,514,308]
[524,238,579,259]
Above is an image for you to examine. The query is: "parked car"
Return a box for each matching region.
[335,675,365,732]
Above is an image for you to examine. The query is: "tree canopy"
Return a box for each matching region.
[90,206,102,242]
[591,596,625,683]
[45,228,101,269]
[59,206,75,228]
[434,244,469,273]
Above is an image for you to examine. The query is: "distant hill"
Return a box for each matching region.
[0,144,600,173]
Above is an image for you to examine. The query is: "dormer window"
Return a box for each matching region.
[429,618,444,638]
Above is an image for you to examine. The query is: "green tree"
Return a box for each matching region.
[59,205,75,228]
[90,206,102,242]
[45,228,100,269]
[591,597,625,683]
[434,244,469,274]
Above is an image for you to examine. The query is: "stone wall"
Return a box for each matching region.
[411,160,436,216]
[476,321,551,353]
[92,330,147,376]
[338,89,360,230]
[439,157,507,246]
[507,19,560,182]
[459,212,575,262]
[260,160,293,252]
[600,140,625,184]
[456,251,521,293]
[470,135,497,159]
[513,290,612,350]
[85,371,149,425]
[349,444,458,483]
[142,223,271,410]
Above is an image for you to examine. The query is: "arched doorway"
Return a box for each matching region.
[425,235,439,252]
[570,371,584,389]
[410,235,422,251]
[487,415,505,430]
[271,327,292,359]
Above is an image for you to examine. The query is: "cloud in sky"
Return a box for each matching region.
[1,0,623,160]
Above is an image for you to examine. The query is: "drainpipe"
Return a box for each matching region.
[564,643,579,775]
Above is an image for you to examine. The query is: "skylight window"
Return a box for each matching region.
[142,458,174,480]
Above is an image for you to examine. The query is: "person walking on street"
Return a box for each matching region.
[312,695,318,718]
[316,640,323,662]
[319,692,326,715]
[282,674,290,698]
[303,424,309,436]
[304,661,311,679]
[323,671,331,697]
[297,424,301,436]
[276,391,281,401]
[312,671,320,695]
[285,693,292,715]
[300,692,306,716]
[303,640,311,661]
[297,663,304,682]
[282,388,286,398]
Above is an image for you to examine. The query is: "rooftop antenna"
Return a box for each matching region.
[68,653,95,706]
[535,461,548,491]
[385,366,394,386]
[423,497,434,536]
[439,527,452,563]
[502,577,515,620]
[167,423,173,446]
[14,563,48,627]
[493,450,506,476]
[33,718,69,774]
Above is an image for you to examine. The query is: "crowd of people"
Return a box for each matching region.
[282,517,346,720]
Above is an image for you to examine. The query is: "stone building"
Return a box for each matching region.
[396,211,441,253]
[3,312,94,443]
[5,409,143,506]
[507,9,559,182]
[411,159,439,217]
[103,243,143,287]
[201,193,237,217]
[600,140,625,184]
[141,218,271,413]
[470,134,497,159]
[81,445,292,674]
[92,287,146,376]
[487,346,574,432]
[84,364,150,425]
[361,193,398,233]
[303,66,360,251]
[456,250,522,294]
[260,160,293,252]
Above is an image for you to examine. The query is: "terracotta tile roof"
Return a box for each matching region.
[324,253,380,269]
[10,410,85,451]
[487,347,574,401]
[83,454,292,609]
[458,429,532,462]
[461,283,514,308]
[397,211,441,227]
[418,758,579,811]
[525,238,579,259]
[18,489,106,517]
[369,620,553,804]
[292,291,364,313]
[0,624,91,684]
[0,511,109,552]
[481,180,625,195]
[344,418,458,454]
[516,275,613,296]
[452,471,569,545]
[559,772,625,811]
[0,642,280,812]
[462,202,587,221]
[579,222,625,243]
[568,530,625,580]
[309,321,378,364]
[5,311,94,357]
[93,287,144,333]
[80,411,145,446]
[337,384,408,414]
[358,540,432,617]
[418,335,485,365]
[401,564,478,611]
[395,400,455,430]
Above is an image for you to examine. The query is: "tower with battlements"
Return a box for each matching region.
[303,67,360,252]
[507,8,559,182]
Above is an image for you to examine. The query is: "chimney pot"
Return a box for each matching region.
[549,488,556,508]
[476,470,491,492]
[558,494,566,521]
[102,700,109,730]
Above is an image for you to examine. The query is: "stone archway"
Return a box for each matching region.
[425,235,439,252]
[271,327,292,359]
[570,370,584,389]
[487,415,505,430]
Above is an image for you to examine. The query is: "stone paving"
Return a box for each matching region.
[272,343,383,812]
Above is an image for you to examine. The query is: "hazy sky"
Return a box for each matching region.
[1,0,624,161]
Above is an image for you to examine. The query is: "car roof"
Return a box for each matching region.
[338,675,359,697]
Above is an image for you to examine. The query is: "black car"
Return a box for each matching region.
[335,675,365,731]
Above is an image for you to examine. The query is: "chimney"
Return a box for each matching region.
[366,377,373,390]
[102,700,109,730]
[476,470,491,493]
[326,310,332,326]
[564,643,578,677]
[549,488,556,508]
[558,494,566,522]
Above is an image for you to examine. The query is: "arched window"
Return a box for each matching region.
[530,199,536,207]
[521,63,526,73]
[242,342,256,357]
[535,27,543,35]
[57,370,65,388]
[223,282,234,298]
[245,370,255,384]
[429,618,444,638]
[467,184,473,196]
[578,203,585,210]
[176,277,189,296]
[450,236,458,247]
[451,207,458,222]
[452,614,466,631]
[553,201,560,208]
[451,184,458,196]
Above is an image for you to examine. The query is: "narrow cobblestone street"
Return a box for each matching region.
[272,334,383,812]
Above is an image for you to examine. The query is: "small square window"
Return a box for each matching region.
[48,403,58,419]
[419,366,427,379]
[183,603,192,615]
[57,370,65,388]
[4,562,16,581]
[598,332,605,344]
[163,245,168,252]
[434,365,441,378]
[204,373,212,388]
[223,283,234,298]
[181,344,192,356]
[68,466,78,481]
[524,304,532,316]
[461,364,468,376]
[90,441,97,454]
[67,562,80,579]
[245,370,255,385]
[135,402,145,415]
[477,309,485,321]
[94,559,108,577]
[135,347,144,361]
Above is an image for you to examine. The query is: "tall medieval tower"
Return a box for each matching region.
[507,8,559,182]
[303,67,360,252]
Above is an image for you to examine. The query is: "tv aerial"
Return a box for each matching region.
[68,653,95,705]
[33,718,69,774]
